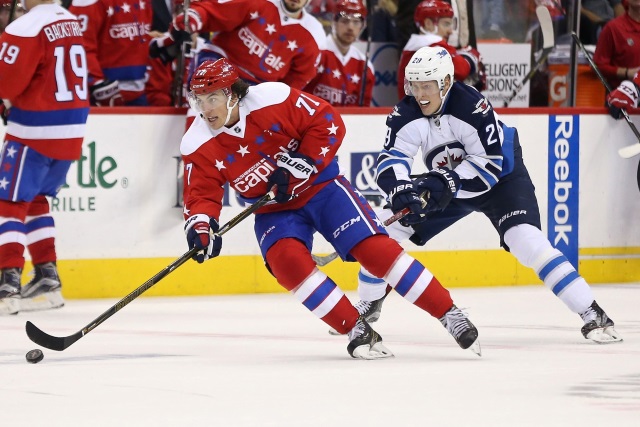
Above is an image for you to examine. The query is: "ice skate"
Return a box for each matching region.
[439,305,481,356]
[347,318,394,359]
[329,294,388,335]
[0,268,22,315]
[20,262,65,312]
[579,301,622,344]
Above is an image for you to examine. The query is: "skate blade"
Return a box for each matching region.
[467,339,482,357]
[19,291,64,312]
[0,297,20,315]
[586,327,623,344]
[328,328,344,336]
[351,342,394,360]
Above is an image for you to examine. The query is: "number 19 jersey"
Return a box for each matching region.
[0,4,90,160]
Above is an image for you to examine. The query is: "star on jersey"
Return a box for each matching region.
[237,145,250,156]
[374,217,384,228]
[287,40,299,51]
[183,206,190,217]
[122,3,131,13]
[351,74,360,84]
[327,123,339,135]
[0,177,8,190]
[6,145,17,158]
[317,64,325,74]
[319,146,330,157]
[332,69,341,79]
[215,160,226,170]
[107,6,114,16]
[266,24,276,34]
[250,11,259,19]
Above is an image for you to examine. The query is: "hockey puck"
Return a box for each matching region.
[25,349,44,364]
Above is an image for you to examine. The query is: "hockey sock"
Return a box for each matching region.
[351,235,453,318]
[505,224,594,314]
[358,266,388,301]
[25,196,56,264]
[266,238,359,334]
[0,200,28,269]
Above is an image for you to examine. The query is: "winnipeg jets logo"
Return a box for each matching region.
[472,98,491,115]
[388,106,401,119]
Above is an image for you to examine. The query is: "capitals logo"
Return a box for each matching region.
[424,142,465,170]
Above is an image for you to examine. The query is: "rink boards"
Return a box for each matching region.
[1,107,639,298]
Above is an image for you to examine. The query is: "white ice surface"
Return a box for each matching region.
[1,284,639,426]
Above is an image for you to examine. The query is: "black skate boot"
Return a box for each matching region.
[579,301,622,343]
[0,268,22,315]
[439,305,481,356]
[20,262,64,312]
[347,318,394,359]
[354,294,388,323]
[329,294,389,336]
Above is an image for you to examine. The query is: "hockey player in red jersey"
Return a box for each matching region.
[68,0,152,106]
[396,0,485,100]
[181,58,481,358]
[0,1,25,34]
[153,0,326,90]
[0,0,90,315]
[304,0,375,106]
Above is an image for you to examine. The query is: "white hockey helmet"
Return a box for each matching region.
[404,46,454,97]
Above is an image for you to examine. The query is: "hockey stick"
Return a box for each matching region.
[25,188,276,351]
[312,187,430,266]
[7,0,17,24]
[171,0,192,107]
[311,207,411,267]
[358,2,373,107]
[503,6,554,107]
[570,32,640,159]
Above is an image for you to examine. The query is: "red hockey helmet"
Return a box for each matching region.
[414,0,454,29]
[334,0,367,21]
[190,58,239,96]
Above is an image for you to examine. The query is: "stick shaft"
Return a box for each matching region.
[26,190,275,351]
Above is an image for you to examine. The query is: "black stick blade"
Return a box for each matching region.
[25,321,82,351]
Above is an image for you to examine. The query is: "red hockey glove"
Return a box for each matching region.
[267,152,318,203]
[184,214,222,263]
[0,100,9,126]
[90,80,125,107]
[607,80,639,120]
[458,46,487,91]
[171,8,203,34]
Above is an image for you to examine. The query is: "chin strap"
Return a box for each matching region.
[223,96,239,126]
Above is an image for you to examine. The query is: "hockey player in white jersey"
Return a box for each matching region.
[352,46,622,344]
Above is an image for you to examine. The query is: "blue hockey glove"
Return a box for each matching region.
[388,181,427,226]
[267,152,317,203]
[184,214,222,263]
[414,168,461,213]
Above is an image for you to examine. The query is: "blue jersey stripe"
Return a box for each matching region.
[10,107,89,127]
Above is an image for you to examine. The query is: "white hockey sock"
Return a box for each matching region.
[505,224,593,314]
[358,266,387,302]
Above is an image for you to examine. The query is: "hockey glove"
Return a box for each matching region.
[0,100,9,126]
[267,152,318,203]
[414,168,461,213]
[171,8,203,34]
[149,33,182,64]
[388,181,427,226]
[607,80,639,120]
[458,46,487,92]
[184,214,222,263]
[90,80,124,107]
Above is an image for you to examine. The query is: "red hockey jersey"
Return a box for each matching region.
[304,34,374,107]
[68,0,152,101]
[0,4,89,160]
[397,33,470,100]
[189,0,326,89]
[181,82,345,221]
